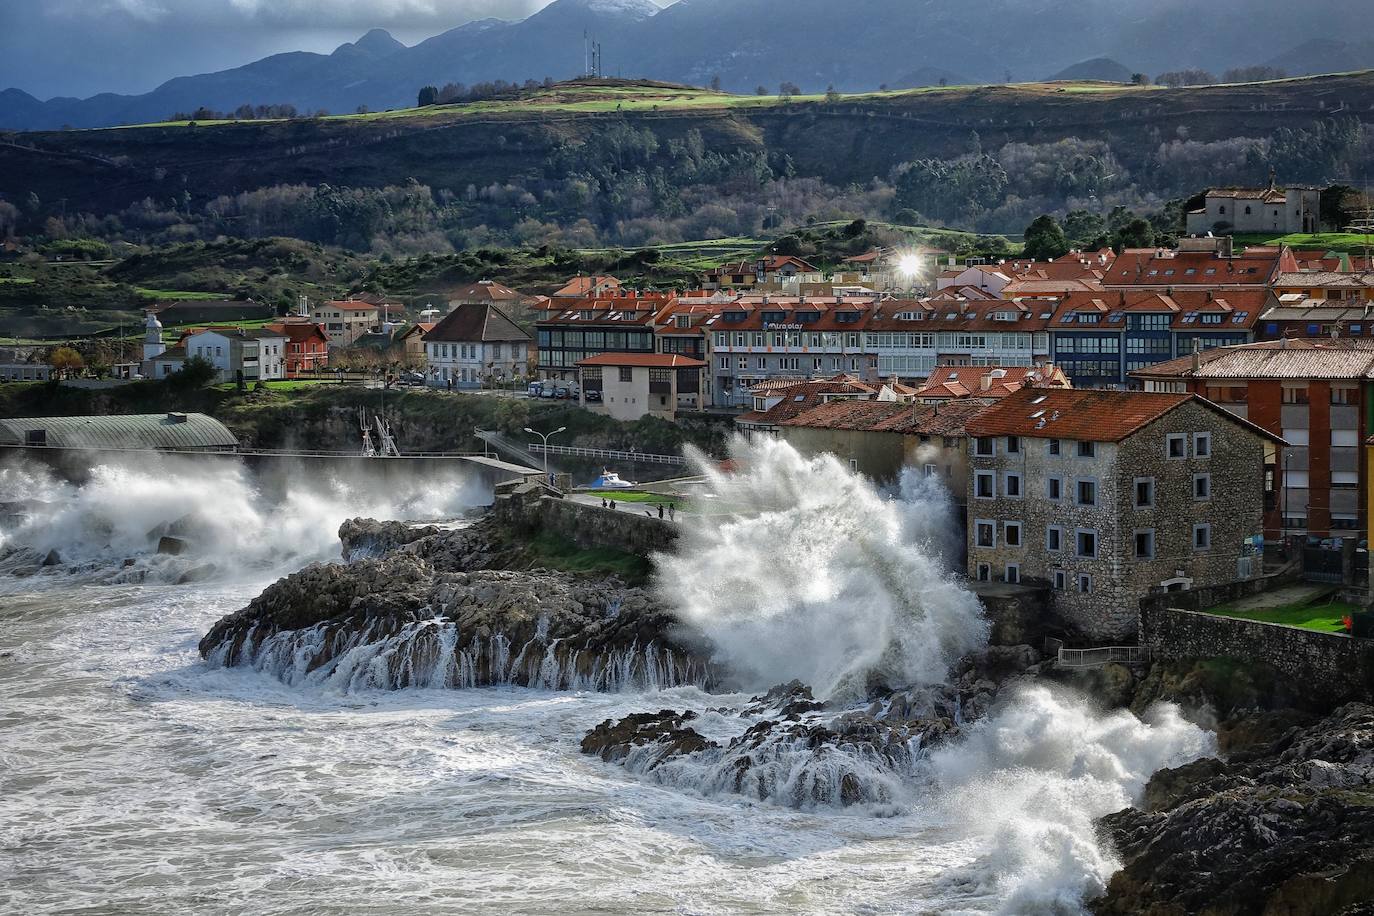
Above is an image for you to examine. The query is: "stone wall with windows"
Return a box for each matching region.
[966,399,1268,640]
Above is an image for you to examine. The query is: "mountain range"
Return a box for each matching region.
[5,0,1374,131]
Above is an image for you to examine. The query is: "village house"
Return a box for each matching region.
[1185,182,1322,236]
[397,322,436,364]
[1103,237,1296,290]
[423,303,532,389]
[577,353,705,421]
[735,376,880,437]
[313,300,402,348]
[916,364,1070,404]
[265,321,330,377]
[965,388,1280,641]
[0,346,51,382]
[1132,339,1374,539]
[181,327,289,383]
[552,275,622,302]
[779,397,990,493]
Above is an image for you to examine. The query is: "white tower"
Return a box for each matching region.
[142,311,166,362]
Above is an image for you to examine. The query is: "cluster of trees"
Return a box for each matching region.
[1022,206,1173,259]
[167,103,315,122]
[1154,66,1287,88]
[418,78,558,107]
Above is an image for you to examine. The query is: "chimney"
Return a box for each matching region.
[981,374,992,392]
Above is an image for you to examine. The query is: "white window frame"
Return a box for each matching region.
[974,471,996,500]
[1166,433,1187,459]
[977,563,992,582]
[1193,432,1212,458]
[974,436,995,457]
[1077,573,1093,594]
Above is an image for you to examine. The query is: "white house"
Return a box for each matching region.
[182,328,288,383]
[423,302,532,388]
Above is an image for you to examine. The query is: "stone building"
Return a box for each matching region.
[965,388,1281,640]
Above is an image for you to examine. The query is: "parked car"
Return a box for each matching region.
[539,386,557,399]
[527,382,544,397]
[398,371,426,387]
[553,386,571,399]
[584,390,603,403]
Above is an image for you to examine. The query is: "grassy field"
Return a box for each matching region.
[1232,232,1374,253]
[116,79,1161,130]
[1204,600,1355,633]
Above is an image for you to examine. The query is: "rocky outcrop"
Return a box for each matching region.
[338,518,441,561]
[198,517,713,692]
[581,646,1043,810]
[1094,704,1374,915]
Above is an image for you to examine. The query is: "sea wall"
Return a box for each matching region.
[493,481,679,557]
[1140,605,1374,704]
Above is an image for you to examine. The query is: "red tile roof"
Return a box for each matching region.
[1052,288,1269,330]
[446,280,522,302]
[917,365,1070,400]
[737,380,874,426]
[554,276,621,298]
[1129,339,1374,381]
[576,353,704,368]
[781,397,992,435]
[1103,248,1292,287]
[265,322,330,345]
[966,388,1197,441]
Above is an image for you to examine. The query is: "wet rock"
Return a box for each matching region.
[157,536,188,556]
[1094,703,1374,915]
[199,517,714,692]
[742,680,825,718]
[176,563,218,584]
[581,710,716,765]
[40,549,60,567]
[338,518,441,561]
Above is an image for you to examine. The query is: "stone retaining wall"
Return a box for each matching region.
[493,482,679,557]
[1140,605,1374,704]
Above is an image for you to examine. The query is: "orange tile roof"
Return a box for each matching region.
[737,380,874,425]
[917,365,1069,400]
[780,397,992,435]
[965,388,1199,441]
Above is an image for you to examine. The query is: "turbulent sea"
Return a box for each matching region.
[0,452,1213,915]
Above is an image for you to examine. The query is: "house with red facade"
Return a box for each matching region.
[267,322,330,377]
[1133,339,1374,539]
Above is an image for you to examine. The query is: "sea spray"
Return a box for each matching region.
[924,684,1216,913]
[655,436,988,699]
[0,455,483,582]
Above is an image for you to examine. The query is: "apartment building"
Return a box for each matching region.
[182,327,289,383]
[1133,339,1374,538]
[1047,289,1267,387]
[966,388,1279,640]
[314,300,399,348]
[535,293,674,383]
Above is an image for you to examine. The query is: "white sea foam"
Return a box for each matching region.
[656,436,988,700]
[0,455,482,583]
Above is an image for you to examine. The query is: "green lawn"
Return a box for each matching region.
[212,379,344,392]
[0,277,35,284]
[1204,600,1356,633]
[135,288,224,300]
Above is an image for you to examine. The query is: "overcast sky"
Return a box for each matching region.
[2,0,671,99]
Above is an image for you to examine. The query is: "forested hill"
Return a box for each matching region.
[5,75,1373,247]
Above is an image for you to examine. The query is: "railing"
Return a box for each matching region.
[1056,646,1152,668]
[2,443,484,459]
[527,443,688,466]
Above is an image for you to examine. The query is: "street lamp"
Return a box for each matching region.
[524,426,567,479]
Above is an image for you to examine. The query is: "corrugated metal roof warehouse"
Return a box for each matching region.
[0,413,238,451]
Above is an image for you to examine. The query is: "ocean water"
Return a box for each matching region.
[0,452,1214,915]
